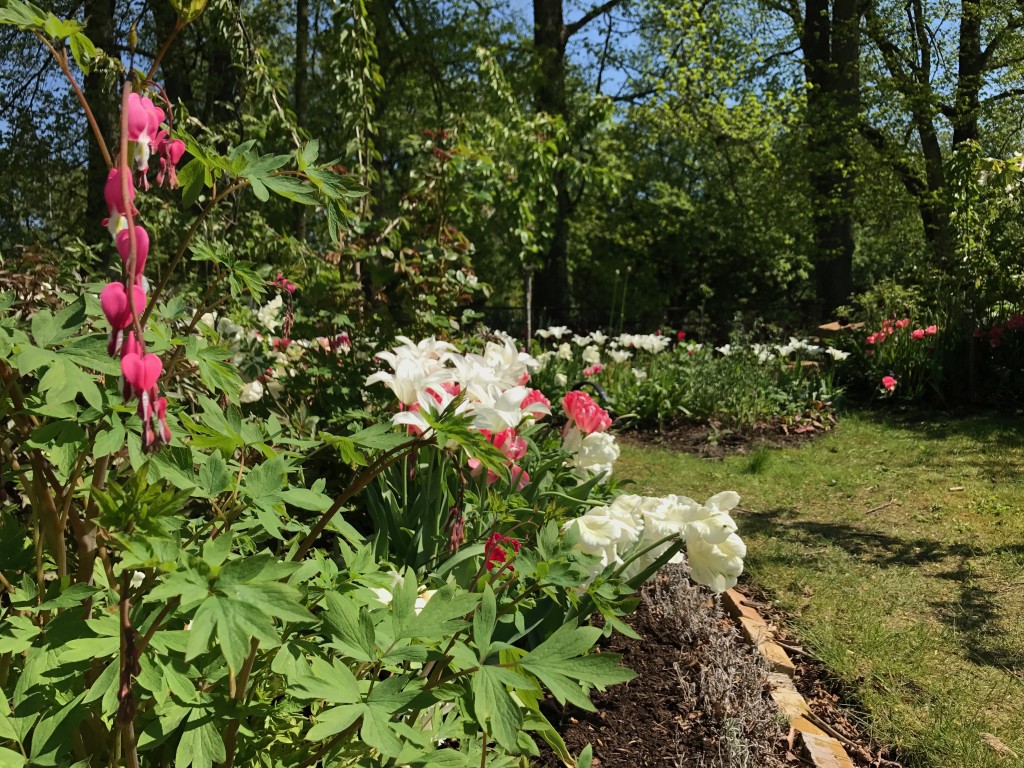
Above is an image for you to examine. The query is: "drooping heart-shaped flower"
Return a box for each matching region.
[100,282,146,330]
[115,226,149,280]
[121,352,163,394]
[103,168,136,219]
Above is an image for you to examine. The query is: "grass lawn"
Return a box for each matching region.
[616,412,1024,768]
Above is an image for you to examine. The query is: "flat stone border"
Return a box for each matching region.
[722,589,856,768]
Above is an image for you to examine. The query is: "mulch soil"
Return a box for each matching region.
[619,416,832,458]
[537,567,788,768]
[536,571,904,768]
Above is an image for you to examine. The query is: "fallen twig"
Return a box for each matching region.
[866,498,896,515]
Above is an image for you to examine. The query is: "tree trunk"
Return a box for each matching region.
[953,0,982,145]
[532,0,570,327]
[294,0,309,241]
[83,0,116,246]
[802,0,858,317]
[202,7,242,149]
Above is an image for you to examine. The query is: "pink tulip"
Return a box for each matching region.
[925,325,938,335]
[881,375,897,392]
[911,329,925,340]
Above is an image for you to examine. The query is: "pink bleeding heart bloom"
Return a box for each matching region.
[119,332,141,397]
[562,390,612,434]
[103,169,136,236]
[121,352,163,396]
[881,375,897,392]
[911,328,925,340]
[126,93,165,177]
[142,396,172,451]
[155,133,186,189]
[101,282,147,331]
[116,226,149,282]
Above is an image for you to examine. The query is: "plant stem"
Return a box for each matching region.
[145,18,185,82]
[33,32,113,169]
[292,436,428,562]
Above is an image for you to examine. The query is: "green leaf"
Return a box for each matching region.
[243,457,286,501]
[33,583,100,612]
[30,297,85,348]
[68,31,95,74]
[519,625,635,712]
[473,584,496,662]
[297,139,319,170]
[323,592,375,662]
[93,420,126,459]
[577,743,593,768]
[0,747,25,768]
[306,703,362,742]
[288,657,361,704]
[280,486,332,511]
[406,583,478,640]
[471,666,522,752]
[0,0,46,30]
[178,158,206,208]
[197,451,232,497]
[174,710,226,768]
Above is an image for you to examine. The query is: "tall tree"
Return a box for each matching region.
[531,0,625,326]
[801,0,860,315]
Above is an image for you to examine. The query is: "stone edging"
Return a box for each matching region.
[722,589,856,768]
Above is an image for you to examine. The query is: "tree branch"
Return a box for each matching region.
[565,0,626,39]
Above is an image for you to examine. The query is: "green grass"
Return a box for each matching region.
[616,412,1024,768]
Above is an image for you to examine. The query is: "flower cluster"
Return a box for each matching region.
[975,314,1024,348]
[867,319,937,346]
[564,491,746,592]
[484,532,521,572]
[99,87,185,452]
[561,390,619,481]
[366,335,551,486]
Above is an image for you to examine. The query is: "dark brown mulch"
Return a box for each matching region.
[734,584,906,768]
[620,416,833,458]
[537,567,789,768]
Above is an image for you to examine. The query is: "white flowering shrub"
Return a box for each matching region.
[531,326,845,430]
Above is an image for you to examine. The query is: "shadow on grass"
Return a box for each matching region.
[856,408,1024,449]
[742,507,1024,672]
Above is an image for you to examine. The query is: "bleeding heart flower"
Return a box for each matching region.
[103,169,136,236]
[121,352,163,394]
[116,226,149,281]
[155,134,186,188]
[100,282,146,330]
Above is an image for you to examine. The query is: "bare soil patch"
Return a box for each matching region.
[620,416,831,458]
